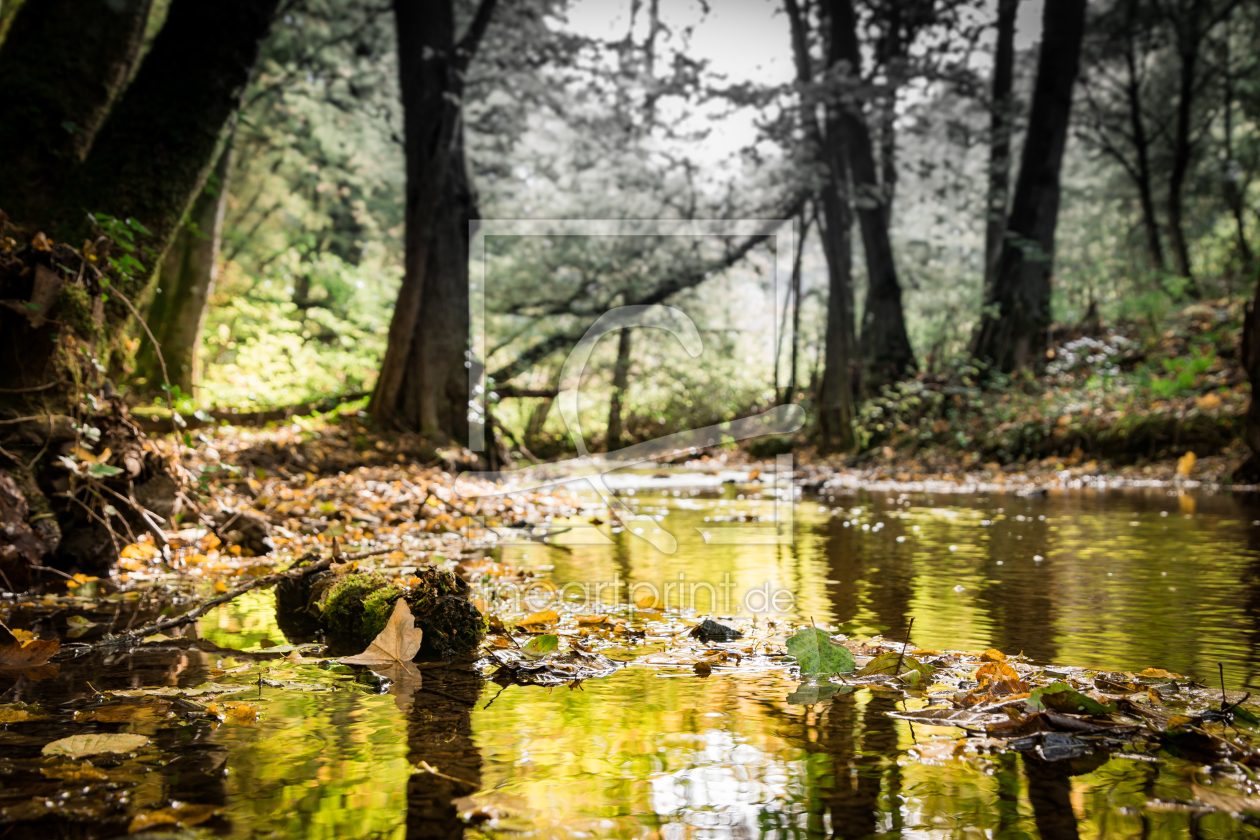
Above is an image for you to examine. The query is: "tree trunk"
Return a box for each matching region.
[983,0,1019,293]
[826,0,915,393]
[397,154,474,443]
[134,143,232,395]
[371,0,496,442]
[1236,273,1260,481]
[49,0,279,318]
[1167,10,1200,295]
[606,328,632,450]
[784,0,857,451]
[0,0,152,223]
[1122,1,1165,274]
[0,0,277,585]
[970,0,1087,373]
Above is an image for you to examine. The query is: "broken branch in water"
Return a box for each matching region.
[85,546,394,649]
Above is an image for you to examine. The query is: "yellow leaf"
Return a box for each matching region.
[1177,452,1196,476]
[1195,393,1222,410]
[518,609,560,627]
[980,648,1006,662]
[577,614,609,625]
[1139,667,1180,678]
[214,580,228,593]
[635,594,665,610]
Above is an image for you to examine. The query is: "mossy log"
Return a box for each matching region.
[275,567,486,661]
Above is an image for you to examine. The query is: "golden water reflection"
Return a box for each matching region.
[197,486,1260,839]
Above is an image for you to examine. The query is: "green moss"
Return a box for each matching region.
[320,573,392,650]
[55,284,102,344]
[311,568,486,660]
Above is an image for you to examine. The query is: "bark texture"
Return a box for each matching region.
[826,0,915,393]
[135,145,233,394]
[970,0,1087,373]
[983,0,1019,292]
[784,0,858,452]
[371,0,496,442]
[54,0,279,276]
[0,0,152,222]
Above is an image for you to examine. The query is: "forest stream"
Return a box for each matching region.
[6,474,1260,840]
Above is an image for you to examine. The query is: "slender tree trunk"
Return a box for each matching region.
[371,0,496,442]
[787,210,811,403]
[784,0,857,451]
[1235,273,1260,481]
[983,0,1019,293]
[970,0,1087,373]
[1122,3,1165,273]
[606,329,632,450]
[134,144,232,395]
[0,0,152,223]
[1167,12,1200,295]
[826,0,915,393]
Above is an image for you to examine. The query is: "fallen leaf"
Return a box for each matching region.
[518,609,559,627]
[1177,451,1196,476]
[42,733,149,758]
[635,594,665,610]
[1027,681,1116,716]
[128,803,221,834]
[340,599,424,668]
[0,622,59,670]
[785,627,855,676]
[521,634,558,660]
[576,614,608,625]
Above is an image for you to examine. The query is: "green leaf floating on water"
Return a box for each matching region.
[785,627,855,675]
[522,634,559,660]
[786,682,853,705]
[1027,681,1116,715]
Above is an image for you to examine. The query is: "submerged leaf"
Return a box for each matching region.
[1027,681,1116,716]
[786,682,853,705]
[42,733,149,758]
[785,627,855,676]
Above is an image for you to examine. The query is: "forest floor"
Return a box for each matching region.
[791,297,1253,488]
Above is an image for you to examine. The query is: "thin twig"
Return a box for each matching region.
[85,546,394,649]
[894,617,915,676]
[26,414,53,470]
[0,381,58,393]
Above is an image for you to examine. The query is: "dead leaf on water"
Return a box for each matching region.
[42,733,149,758]
[128,802,222,834]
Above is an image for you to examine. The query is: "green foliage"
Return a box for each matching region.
[785,626,855,676]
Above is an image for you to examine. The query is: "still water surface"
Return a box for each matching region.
[190,483,1260,839]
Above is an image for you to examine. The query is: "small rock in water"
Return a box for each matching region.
[953,585,965,593]
[690,619,743,642]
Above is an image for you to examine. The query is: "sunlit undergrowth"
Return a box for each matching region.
[193,249,398,408]
[855,297,1248,470]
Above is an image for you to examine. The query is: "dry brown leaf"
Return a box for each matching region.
[340,599,424,668]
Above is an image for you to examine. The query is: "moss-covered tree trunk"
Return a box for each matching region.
[0,0,279,586]
[0,0,152,224]
[134,144,233,395]
[371,0,496,443]
[969,0,1087,373]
